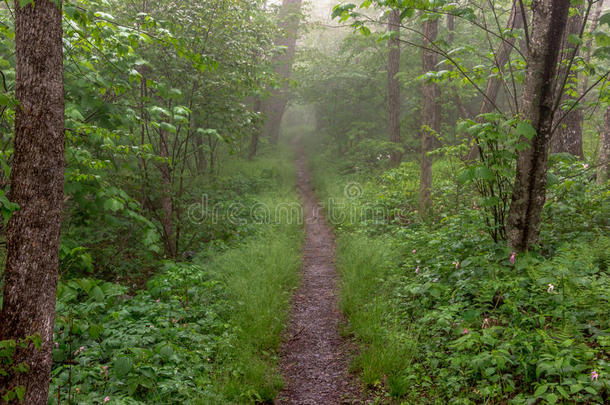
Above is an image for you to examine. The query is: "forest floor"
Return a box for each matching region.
[275,143,363,404]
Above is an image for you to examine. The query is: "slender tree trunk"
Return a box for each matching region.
[582,0,604,95]
[480,1,524,115]
[0,1,64,403]
[158,128,176,258]
[551,3,585,158]
[194,123,207,173]
[249,97,263,159]
[507,0,571,251]
[260,0,302,144]
[388,9,401,167]
[466,1,524,159]
[419,16,440,218]
[598,106,610,183]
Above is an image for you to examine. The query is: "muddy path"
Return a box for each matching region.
[275,145,362,404]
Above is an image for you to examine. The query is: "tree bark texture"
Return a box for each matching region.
[550,2,585,158]
[0,1,65,403]
[419,17,440,218]
[260,0,302,144]
[507,0,571,251]
[388,9,401,167]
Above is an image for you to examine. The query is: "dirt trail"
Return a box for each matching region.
[275,146,362,404]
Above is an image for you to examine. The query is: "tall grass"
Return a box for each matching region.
[199,149,304,403]
[336,233,419,398]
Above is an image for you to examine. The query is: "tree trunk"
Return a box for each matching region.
[507,0,571,251]
[194,125,207,173]
[388,9,401,167]
[550,3,585,158]
[419,16,440,218]
[598,106,610,184]
[249,97,263,159]
[260,0,302,144]
[0,1,65,403]
[158,128,176,258]
[479,1,525,116]
[582,0,604,95]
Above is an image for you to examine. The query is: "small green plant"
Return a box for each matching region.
[0,334,42,404]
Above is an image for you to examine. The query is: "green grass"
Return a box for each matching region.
[336,234,416,396]
[204,196,302,403]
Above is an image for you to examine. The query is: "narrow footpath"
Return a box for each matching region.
[275,145,362,404]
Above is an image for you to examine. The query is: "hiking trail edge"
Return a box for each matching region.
[275,143,363,405]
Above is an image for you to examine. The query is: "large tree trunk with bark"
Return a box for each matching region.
[419,16,440,218]
[598,106,610,184]
[0,1,65,403]
[260,0,302,144]
[388,9,401,166]
[507,0,571,251]
[550,2,585,158]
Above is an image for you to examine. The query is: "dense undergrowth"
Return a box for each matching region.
[307,138,610,404]
[46,151,302,404]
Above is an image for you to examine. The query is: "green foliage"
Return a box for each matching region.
[311,150,610,404]
[0,334,41,404]
[49,155,303,404]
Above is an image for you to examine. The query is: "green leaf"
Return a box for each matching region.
[516,121,536,140]
[534,384,549,396]
[114,356,133,378]
[91,286,105,302]
[331,4,356,20]
[600,12,610,27]
[103,198,124,212]
[545,393,558,404]
[159,345,174,361]
[14,386,25,402]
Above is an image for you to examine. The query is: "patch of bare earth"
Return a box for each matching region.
[275,146,363,405]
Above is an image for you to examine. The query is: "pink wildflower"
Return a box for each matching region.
[591,371,599,381]
[104,397,110,403]
[463,328,469,334]
[453,261,459,269]
[412,249,416,254]
[155,299,160,303]
[55,342,59,348]
[415,266,420,275]
[547,284,555,293]
[583,163,589,169]
[510,252,516,264]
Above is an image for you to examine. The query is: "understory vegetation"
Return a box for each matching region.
[308,138,610,404]
[49,154,302,404]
